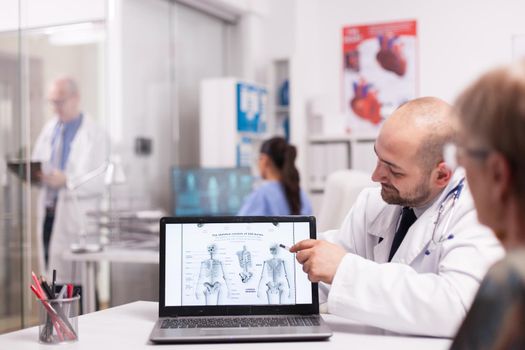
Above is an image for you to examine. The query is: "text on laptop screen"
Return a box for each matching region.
[165,221,312,306]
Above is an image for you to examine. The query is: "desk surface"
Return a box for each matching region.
[0,301,451,349]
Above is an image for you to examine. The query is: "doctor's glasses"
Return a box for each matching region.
[443,142,491,171]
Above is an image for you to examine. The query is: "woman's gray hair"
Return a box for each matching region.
[454,60,525,201]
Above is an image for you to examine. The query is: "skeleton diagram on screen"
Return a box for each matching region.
[195,243,230,305]
[257,244,291,304]
[236,245,253,283]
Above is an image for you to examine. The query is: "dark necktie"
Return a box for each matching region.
[388,207,417,262]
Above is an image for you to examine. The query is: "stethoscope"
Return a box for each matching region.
[424,177,465,256]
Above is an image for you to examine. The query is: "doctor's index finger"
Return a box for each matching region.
[290,239,318,252]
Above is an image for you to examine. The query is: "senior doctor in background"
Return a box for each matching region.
[32,76,108,283]
[291,97,504,337]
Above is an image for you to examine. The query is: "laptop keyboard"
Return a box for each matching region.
[161,316,320,329]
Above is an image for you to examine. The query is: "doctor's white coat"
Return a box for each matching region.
[319,169,504,337]
[32,115,108,283]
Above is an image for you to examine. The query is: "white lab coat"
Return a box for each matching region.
[32,115,108,284]
[319,169,504,337]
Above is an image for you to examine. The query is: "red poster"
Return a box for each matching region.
[342,20,417,133]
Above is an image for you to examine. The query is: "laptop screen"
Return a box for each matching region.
[162,217,314,310]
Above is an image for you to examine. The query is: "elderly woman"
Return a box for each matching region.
[449,60,525,348]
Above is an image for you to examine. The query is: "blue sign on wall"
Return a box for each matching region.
[236,82,267,133]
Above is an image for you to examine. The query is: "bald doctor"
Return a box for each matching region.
[291,97,504,337]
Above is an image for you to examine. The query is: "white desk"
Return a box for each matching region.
[63,248,158,313]
[0,301,452,349]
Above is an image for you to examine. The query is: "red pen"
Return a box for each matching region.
[30,284,44,300]
[32,272,45,297]
[67,284,73,299]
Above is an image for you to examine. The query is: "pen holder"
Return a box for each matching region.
[38,295,80,344]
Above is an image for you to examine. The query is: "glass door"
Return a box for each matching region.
[0,2,25,333]
[0,2,107,331]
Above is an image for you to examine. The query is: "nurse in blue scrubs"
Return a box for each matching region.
[238,137,312,216]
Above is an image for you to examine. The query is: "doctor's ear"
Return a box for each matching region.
[433,161,452,188]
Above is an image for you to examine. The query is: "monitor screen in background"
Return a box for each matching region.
[172,167,253,216]
[165,221,312,307]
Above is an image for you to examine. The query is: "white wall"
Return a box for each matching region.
[289,0,525,177]
[310,0,525,106]
[173,2,229,167]
[114,0,172,210]
[263,0,295,61]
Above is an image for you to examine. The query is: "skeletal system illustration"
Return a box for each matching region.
[257,244,291,304]
[236,245,253,283]
[192,241,292,305]
[195,243,230,305]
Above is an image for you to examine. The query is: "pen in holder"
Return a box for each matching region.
[38,295,80,344]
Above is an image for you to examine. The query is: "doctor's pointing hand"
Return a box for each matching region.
[290,240,346,284]
[293,97,504,338]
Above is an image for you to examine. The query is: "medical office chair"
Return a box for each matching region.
[317,169,375,232]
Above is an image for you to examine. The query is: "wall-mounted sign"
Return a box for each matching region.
[237,82,267,133]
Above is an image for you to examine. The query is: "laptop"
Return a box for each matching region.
[149,216,333,343]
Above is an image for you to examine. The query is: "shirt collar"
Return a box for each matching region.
[411,189,442,218]
[412,201,432,218]
[62,113,82,130]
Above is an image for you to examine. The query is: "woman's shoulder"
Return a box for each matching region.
[299,188,313,214]
[473,249,525,307]
[237,181,281,216]
[257,180,283,193]
[486,249,525,286]
[242,181,282,202]
[451,250,525,349]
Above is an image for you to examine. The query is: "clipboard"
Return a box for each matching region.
[7,160,42,183]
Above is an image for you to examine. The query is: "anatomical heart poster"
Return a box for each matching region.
[342,20,417,133]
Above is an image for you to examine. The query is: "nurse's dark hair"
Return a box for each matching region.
[260,136,301,215]
[454,59,525,204]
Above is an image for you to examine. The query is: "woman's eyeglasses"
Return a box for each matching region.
[443,142,491,171]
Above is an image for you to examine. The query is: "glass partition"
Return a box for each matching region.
[0,5,107,332]
[0,15,24,333]
[0,0,240,332]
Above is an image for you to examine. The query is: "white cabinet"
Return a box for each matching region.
[199,78,268,168]
[307,133,377,192]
